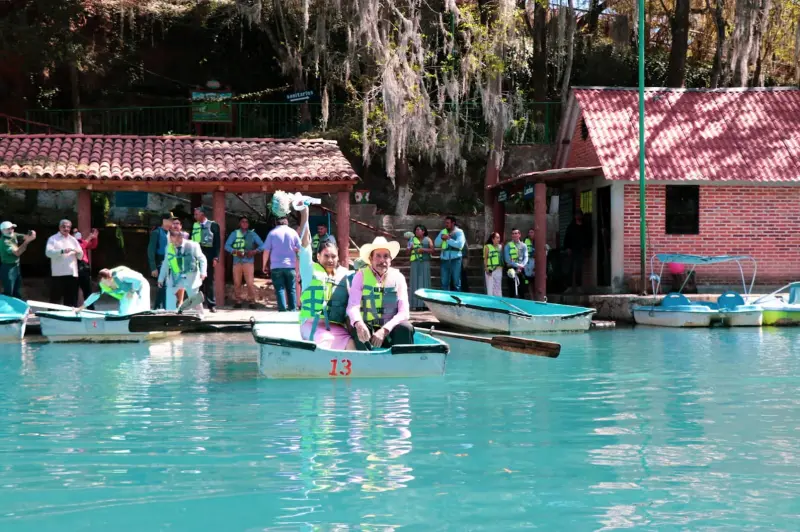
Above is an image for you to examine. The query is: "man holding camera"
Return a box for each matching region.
[0,221,36,299]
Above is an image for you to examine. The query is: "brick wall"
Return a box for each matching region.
[564,112,602,169]
[623,184,800,285]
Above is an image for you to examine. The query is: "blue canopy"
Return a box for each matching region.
[655,254,754,265]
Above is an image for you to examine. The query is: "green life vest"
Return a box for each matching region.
[508,242,520,262]
[524,238,533,256]
[361,267,399,328]
[191,221,215,247]
[440,229,449,250]
[100,282,125,301]
[299,263,351,329]
[410,237,423,262]
[484,244,501,269]
[165,243,182,275]
[232,229,248,252]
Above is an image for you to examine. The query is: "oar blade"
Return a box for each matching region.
[490,335,561,358]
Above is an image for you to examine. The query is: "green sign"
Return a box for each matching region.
[498,190,508,202]
[523,183,535,199]
[191,91,233,123]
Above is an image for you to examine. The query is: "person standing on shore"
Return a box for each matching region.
[503,228,528,298]
[406,225,434,310]
[147,213,173,310]
[0,221,36,299]
[261,217,301,312]
[224,216,264,309]
[45,219,83,307]
[483,232,503,297]
[191,207,221,313]
[73,228,99,310]
[312,222,337,260]
[434,216,466,292]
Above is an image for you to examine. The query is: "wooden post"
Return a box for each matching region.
[493,195,505,238]
[213,190,226,307]
[534,182,547,301]
[77,189,92,265]
[337,190,351,267]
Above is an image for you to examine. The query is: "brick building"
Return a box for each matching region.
[552,87,800,293]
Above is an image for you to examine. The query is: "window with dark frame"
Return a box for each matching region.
[665,185,700,235]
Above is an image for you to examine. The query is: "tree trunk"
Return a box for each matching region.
[795,19,800,85]
[709,0,727,88]
[749,0,773,86]
[729,0,759,87]
[394,158,412,216]
[532,1,549,101]
[483,125,504,237]
[69,61,82,134]
[560,0,576,108]
[666,0,691,87]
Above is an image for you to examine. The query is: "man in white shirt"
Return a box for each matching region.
[44,219,84,307]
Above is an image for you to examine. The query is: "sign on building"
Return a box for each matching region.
[286,90,314,102]
[498,190,508,202]
[523,183,535,200]
[191,91,234,123]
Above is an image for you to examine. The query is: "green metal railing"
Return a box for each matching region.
[24,101,560,144]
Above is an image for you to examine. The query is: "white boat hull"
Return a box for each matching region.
[0,316,27,342]
[38,313,181,343]
[422,300,593,334]
[633,308,715,327]
[253,323,448,379]
[719,309,763,327]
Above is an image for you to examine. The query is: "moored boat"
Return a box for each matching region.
[251,320,449,379]
[36,310,200,343]
[0,295,29,341]
[753,282,800,326]
[633,254,761,328]
[414,289,594,334]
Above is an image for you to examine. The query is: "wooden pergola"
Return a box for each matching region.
[488,166,603,300]
[0,134,359,306]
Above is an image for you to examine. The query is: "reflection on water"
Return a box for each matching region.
[0,329,799,529]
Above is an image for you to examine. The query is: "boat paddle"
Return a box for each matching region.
[418,327,560,358]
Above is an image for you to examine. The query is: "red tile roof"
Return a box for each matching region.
[0,135,358,183]
[570,87,800,182]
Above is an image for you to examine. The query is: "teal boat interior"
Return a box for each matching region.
[0,295,28,323]
[637,292,718,313]
[415,289,595,317]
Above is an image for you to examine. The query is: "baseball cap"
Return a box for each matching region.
[0,221,17,231]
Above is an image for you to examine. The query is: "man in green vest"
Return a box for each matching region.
[224,216,264,309]
[312,222,337,261]
[503,228,528,298]
[192,207,221,313]
[0,221,36,299]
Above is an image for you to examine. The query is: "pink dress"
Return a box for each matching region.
[300,319,352,350]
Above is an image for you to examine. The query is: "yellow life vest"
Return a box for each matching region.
[524,238,533,256]
[232,229,247,251]
[191,221,214,247]
[165,243,182,275]
[299,263,350,326]
[410,236,423,262]
[440,229,449,250]
[361,268,399,328]
[507,242,521,262]
[484,244,501,269]
[100,283,125,300]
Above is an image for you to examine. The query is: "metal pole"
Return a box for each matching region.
[638,0,647,295]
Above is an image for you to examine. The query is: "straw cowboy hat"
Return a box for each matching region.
[359,236,401,264]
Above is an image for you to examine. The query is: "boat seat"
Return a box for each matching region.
[789,285,800,305]
[661,292,692,308]
[718,291,745,310]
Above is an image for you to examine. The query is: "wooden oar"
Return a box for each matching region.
[27,300,105,315]
[418,327,560,358]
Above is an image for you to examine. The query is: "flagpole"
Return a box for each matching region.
[638,0,647,295]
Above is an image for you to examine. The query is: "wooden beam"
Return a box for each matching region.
[213,191,226,307]
[534,182,547,301]
[336,191,351,267]
[0,179,358,194]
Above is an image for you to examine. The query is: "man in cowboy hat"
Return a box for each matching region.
[346,236,414,350]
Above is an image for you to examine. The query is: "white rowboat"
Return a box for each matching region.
[0,295,29,341]
[36,310,200,343]
[252,320,449,379]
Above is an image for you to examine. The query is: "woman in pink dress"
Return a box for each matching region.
[296,205,355,350]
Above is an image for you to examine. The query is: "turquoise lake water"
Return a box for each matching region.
[1,328,800,530]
